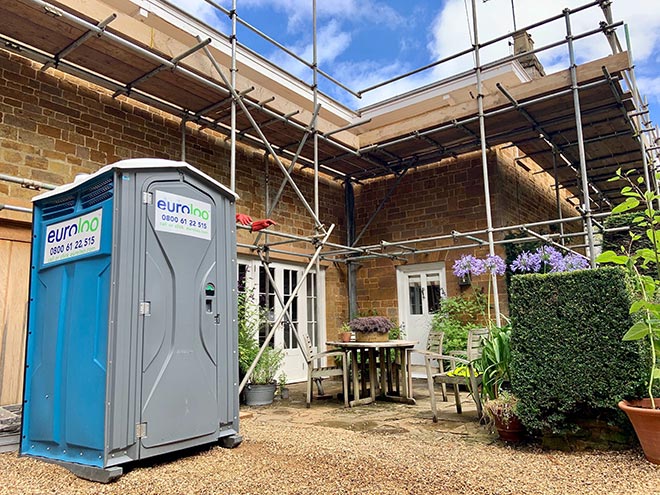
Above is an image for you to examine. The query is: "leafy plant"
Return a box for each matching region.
[430,293,486,354]
[348,316,394,334]
[479,325,512,401]
[596,168,660,409]
[484,391,518,426]
[238,290,259,375]
[250,346,284,384]
[238,289,284,384]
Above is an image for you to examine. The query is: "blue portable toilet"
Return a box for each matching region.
[21,159,242,482]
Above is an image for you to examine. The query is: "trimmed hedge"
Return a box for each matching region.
[509,267,648,436]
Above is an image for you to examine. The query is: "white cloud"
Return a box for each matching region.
[267,19,353,81]
[168,0,221,25]
[426,0,660,81]
[637,75,660,108]
[235,0,404,32]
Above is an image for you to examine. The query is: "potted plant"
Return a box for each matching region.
[339,323,353,343]
[238,289,284,406]
[479,325,525,442]
[597,168,660,464]
[348,316,394,342]
[484,391,523,442]
[244,345,284,406]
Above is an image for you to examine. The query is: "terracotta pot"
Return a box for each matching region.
[492,413,525,443]
[355,331,389,342]
[618,399,660,464]
[340,331,352,343]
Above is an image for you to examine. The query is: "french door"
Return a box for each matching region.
[396,263,447,369]
[238,259,324,382]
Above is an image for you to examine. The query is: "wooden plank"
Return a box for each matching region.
[0,222,32,243]
[360,52,632,147]
[0,240,30,406]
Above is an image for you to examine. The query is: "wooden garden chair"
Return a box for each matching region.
[303,333,349,408]
[423,327,488,421]
[406,330,446,400]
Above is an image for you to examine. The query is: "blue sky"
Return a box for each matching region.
[171,0,660,131]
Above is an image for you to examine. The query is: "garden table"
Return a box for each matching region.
[326,340,418,407]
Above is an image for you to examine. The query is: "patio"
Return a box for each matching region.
[1,380,657,495]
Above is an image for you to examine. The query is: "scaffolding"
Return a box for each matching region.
[1,0,659,386]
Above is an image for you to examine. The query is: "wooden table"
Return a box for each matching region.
[326,340,418,407]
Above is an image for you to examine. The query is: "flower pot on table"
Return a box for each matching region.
[355,331,389,343]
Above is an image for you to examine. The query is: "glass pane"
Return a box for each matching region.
[426,274,443,314]
[306,273,317,347]
[408,275,422,315]
[258,266,275,347]
[237,264,248,293]
[283,269,298,349]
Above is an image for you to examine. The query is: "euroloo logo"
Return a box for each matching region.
[43,209,103,265]
[154,190,212,240]
[156,197,210,220]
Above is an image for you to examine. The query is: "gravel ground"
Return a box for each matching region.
[1,382,658,495]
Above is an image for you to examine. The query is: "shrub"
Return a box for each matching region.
[348,316,394,334]
[509,267,648,435]
[430,293,486,353]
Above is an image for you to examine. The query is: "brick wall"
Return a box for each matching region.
[353,148,581,322]
[0,49,348,339]
[0,47,586,338]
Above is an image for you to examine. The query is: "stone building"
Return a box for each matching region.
[0,0,655,401]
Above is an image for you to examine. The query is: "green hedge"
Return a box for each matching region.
[509,267,648,436]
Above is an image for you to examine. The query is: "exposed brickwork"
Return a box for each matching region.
[353,148,582,321]
[0,50,348,339]
[0,48,586,339]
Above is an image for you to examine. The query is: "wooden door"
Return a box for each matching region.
[0,221,31,406]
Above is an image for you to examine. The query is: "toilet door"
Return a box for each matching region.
[139,179,223,456]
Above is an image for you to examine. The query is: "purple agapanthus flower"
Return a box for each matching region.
[482,254,506,276]
[562,253,590,272]
[535,246,564,272]
[511,251,542,273]
[452,254,485,278]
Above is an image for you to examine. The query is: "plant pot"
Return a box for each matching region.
[280,387,290,400]
[618,399,660,464]
[492,413,525,443]
[340,331,352,343]
[244,383,276,406]
[355,331,389,343]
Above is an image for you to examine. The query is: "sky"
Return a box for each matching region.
[169,0,660,131]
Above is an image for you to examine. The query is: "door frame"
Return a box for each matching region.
[238,257,325,383]
[396,262,447,351]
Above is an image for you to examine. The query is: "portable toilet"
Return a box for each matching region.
[21,158,242,482]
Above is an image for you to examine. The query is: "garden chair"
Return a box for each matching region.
[406,330,446,401]
[424,327,488,421]
[303,333,349,408]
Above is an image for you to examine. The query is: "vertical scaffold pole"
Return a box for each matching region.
[230,0,237,192]
[471,0,501,327]
[312,0,322,347]
[565,9,596,266]
[180,118,186,162]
